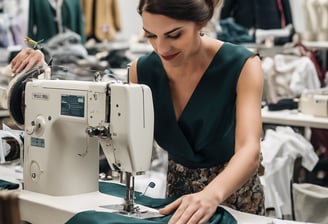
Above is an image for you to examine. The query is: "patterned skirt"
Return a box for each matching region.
[166,159,265,215]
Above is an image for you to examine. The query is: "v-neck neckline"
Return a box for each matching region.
[164,44,225,122]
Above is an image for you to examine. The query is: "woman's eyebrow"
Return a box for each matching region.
[143,27,183,35]
[164,27,183,35]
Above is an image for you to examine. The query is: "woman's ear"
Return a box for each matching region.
[197,22,208,36]
[197,22,208,30]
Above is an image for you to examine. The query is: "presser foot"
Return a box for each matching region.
[99,204,164,219]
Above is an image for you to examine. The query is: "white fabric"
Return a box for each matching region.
[262,54,321,104]
[255,24,294,44]
[0,0,29,46]
[260,126,319,219]
[274,54,321,96]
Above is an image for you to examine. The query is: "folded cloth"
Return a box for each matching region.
[0,179,19,190]
[65,182,236,224]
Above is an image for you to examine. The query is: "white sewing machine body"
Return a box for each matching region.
[299,88,328,117]
[23,79,154,196]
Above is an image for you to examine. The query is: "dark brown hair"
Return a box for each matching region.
[138,0,223,23]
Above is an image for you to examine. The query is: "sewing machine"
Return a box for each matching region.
[299,88,328,117]
[6,67,157,223]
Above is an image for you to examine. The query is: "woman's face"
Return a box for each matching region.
[141,11,203,67]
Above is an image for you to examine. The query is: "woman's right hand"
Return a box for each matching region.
[11,48,45,75]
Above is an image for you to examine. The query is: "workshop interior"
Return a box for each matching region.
[0,0,328,223]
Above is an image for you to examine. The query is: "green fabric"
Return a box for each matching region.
[65,182,237,224]
[0,179,19,190]
[65,207,236,224]
[137,42,254,168]
[98,182,176,209]
[28,0,85,43]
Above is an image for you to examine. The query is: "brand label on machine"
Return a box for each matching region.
[32,93,49,100]
[31,137,45,148]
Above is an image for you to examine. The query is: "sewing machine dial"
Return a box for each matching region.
[30,160,42,182]
[26,116,46,136]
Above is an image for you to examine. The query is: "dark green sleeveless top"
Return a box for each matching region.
[137,42,254,168]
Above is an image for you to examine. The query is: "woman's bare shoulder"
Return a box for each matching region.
[129,59,139,83]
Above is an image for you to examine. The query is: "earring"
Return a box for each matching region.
[200,31,205,36]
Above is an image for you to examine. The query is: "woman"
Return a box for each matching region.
[11,1,264,223]
[132,1,264,223]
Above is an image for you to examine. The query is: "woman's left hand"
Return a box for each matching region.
[159,190,218,224]
[11,48,45,75]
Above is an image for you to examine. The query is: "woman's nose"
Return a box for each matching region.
[156,39,171,55]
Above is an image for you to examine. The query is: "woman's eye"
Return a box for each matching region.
[145,33,156,39]
[168,33,181,39]
[144,32,181,39]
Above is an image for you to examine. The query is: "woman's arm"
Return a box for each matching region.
[204,55,264,203]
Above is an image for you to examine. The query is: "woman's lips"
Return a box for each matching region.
[161,52,179,61]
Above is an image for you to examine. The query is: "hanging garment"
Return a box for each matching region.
[0,14,11,47]
[260,126,319,219]
[0,0,27,46]
[81,0,121,41]
[28,0,85,43]
[293,42,326,87]
[262,54,321,104]
[220,0,293,29]
[217,18,254,44]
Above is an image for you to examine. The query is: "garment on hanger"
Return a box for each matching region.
[28,0,85,43]
[0,14,12,47]
[301,0,328,41]
[48,0,64,34]
[81,0,121,41]
[220,0,293,29]
[217,18,254,43]
[260,126,319,219]
[261,53,321,105]
[0,0,27,47]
